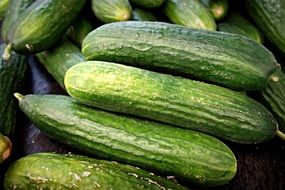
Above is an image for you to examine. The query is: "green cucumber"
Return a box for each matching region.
[164,0,216,30]
[1,0,35,41]
[36,39,85,89]
[201,0,228,21]
[0,133,11,164]
[261,69,285,134]
[132,8,157,21]
[5,0,86,54]
[246,0,285,53]
[66,16,93,47]
[4,153,186,190]
[65,61,278,144]
[0,44,28,137]
[15,93,237,186]
[218,23,248,37]
[129,0,165,8]
[0,0,10,20]
[82,21,277,91]
[91,0,132,23]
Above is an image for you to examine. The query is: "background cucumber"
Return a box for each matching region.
[82,21,277,91]
[0,44,28,138]
[0,0,10,20]
[15,94,237,186]
[36,38,85,89]
[65,61,278,144]
[132,8,157,21]
[246,0,285,53]
[4,153,186,190]
[164,0,216,30]
[0,133,11,164]
[6,0,86,54]
[201,0,228,21]
[129,0,165,8]
[91,0,132,23]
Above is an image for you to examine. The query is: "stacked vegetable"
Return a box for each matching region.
[0,0,285,189]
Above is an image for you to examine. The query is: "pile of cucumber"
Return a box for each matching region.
[0,0,285,189]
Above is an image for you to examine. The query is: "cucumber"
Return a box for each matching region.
[1,0,35,41]
[219,13,264,44]
[201,0,228,21]
[0,44,28,137]
[66,16,93,47]
[91,0,132,23]
[129,0,165,8]
[0,133,11,164]
[15,93,237,186]
[82,21,277,91]
[132,8,157,21]
[246,0,285,53]
[4,153,187,190]
[65,61,278,144]
[164,0,216,30]
[5,0,86,54]
[36,38,85,89]
[261,69,285,134]
[0,0,9,20]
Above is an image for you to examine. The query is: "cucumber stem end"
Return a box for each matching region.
[14,93,24,101]
[276,129,285,141]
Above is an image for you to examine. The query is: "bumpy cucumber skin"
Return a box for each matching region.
[91,0,132,23]
[36,39,85,89]
[164,0,216,31]
[0,44,28,137]
[1,0,35,41]
[82,21,277,91]
[17,94,237,186]
[65,62,277,144]
[132,8,157,21]
[6,0,86,54]
[130,0,165,8]
[201,0,228,21]
[0,0,10,20]
[0,133,11,164]
[4,153,187,190]
[246,0,285,53]
[261,69,285,132]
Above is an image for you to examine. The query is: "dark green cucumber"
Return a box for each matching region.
[130,0,165,8]
[201,0,228,21]
[1,0,35,41]
[4,153,186,190]
[6,0,86,54]
[65,61,278,144]
[261,69,285,134]
[164,0,216,30]
[15,93,237,186]
[36,39,85,89]
[0,133,11,164]
[246,0,285,53]
[132,8,157,21]
[0,44,28,137]
[218,23,248,37]
[91,0,132,23]
[0,0,10,20]
[66,16,93,47]
[82,21,277,91]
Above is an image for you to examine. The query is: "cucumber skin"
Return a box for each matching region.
[7,0,86,54]
[4,153,187,190]
[132,8,157,21]
[91,0,132,23]
[17,94,237,186]
[201,0,228,21]
[164,0,216,31]
[130,0,165,8]
[0,0,10,20]
[36,39,85,89]
[0,44,28,137]
[82,21,277,91]
[65,61,277,144]
[246,0,285,53]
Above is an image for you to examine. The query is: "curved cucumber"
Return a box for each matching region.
[15,94,237,186]
[246,0,285,53]
[91,0,132,23]
[130,0,165,8]
[82,21,277,91]
[4,153,186,190]
[0,133,11,164]
[0,0,10,20]
[201,0,228,21]
[65,61,278,144]
[36,38,85,89]
[164,0,216,30]
[132,8,157,21]
[6,0,86,54]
